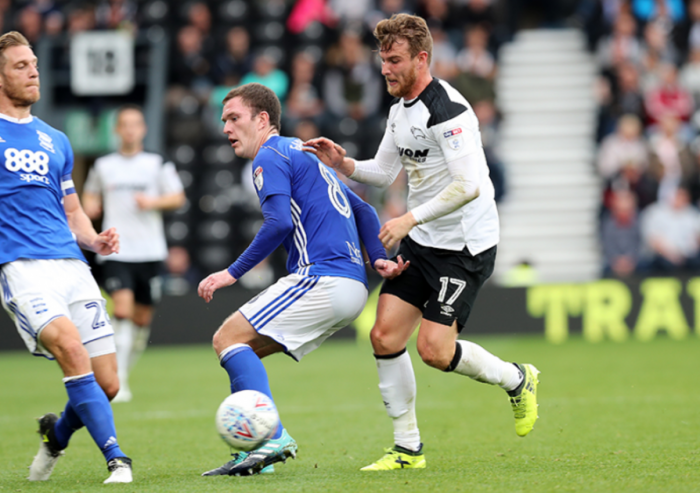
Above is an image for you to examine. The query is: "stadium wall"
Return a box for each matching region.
[1,276,698,352]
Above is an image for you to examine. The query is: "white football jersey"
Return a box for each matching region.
[380,78,499,254]
[84,151,184,262]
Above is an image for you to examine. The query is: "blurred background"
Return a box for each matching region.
[3,0,700,345]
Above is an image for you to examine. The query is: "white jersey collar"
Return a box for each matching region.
[0,112,33,124]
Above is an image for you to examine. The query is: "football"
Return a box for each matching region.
[215,390,280,451]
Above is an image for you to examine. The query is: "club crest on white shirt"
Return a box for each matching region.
[411,126,427,140]
[254,166,264,191]
[443,127,463,150]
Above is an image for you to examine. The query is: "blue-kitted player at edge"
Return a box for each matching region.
[0,32,132,483]
[198,83,408,477]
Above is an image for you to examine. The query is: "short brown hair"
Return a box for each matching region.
[0,31,31,70]
[222,83,281,131]
[374,14,433,64]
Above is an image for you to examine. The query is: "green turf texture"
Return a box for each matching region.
[1,335,698,492]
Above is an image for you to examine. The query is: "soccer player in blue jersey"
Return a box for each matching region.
[198,83,407,477]
[0,32,132,483]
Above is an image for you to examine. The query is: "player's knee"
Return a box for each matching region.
[57,339,89,366]
[102,378,120,400]
[417,339,449,370]
[370,324,397,353]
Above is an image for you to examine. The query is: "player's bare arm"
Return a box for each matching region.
[63,194,119,255]
[198,269,236,303]
[81,191,102,219]
[134,191,186,211]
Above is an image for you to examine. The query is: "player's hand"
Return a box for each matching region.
[374,255,410,280]
[379,213,418,250]
[134,193,157,211]
[198,269,237,303]
[91,227,120,255]
[303,138,346,169]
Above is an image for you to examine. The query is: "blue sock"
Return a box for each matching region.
[64,373,126,462]
[53,401,84,449]
[220,344,283,439]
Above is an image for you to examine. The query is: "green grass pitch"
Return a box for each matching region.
[1,335,698,492]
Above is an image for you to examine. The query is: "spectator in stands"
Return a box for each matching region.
[95,0,137,31]
[365,0,410,32]
[239,52,289,101]
[648,114,695,203]
[644,62,694,127]
[597,114,649,180]
[457,0,497,29]
[596,12,642,71]
[428,20,458,81]
[0,0,11,34]
[640,186,700,272]
[44,10,64,37]
[457,23,497,80]
[283,51,325,130]
[292,119,321,142]
[212,26,254,86]
[16,6,43,44]
[322,28,382,125]
[673,0,700,61]
[679,48,700,102]
[187,1,215,56]
[597,61,646,139]
[632,0,685,25]
[67,3,96,34]
[601,190,642,277]
[328,0,372,24]
[473,99,506,202]
[170,25,214,94]
[162,246,201,296]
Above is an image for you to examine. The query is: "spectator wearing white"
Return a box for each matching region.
[597,114,649,179]
[596,12,642,70]
[648,114,695,203]
[641,187,700,272]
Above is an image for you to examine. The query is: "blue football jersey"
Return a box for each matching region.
[0,115,85,265]
[251,136,367,286]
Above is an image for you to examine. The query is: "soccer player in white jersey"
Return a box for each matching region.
[197,83,408,477]
[82,105,185,402]
[0,32,132,483]
[305,14,540,470]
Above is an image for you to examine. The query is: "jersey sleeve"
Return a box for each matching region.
[59,133,77,196]
[430,111,482,163]
[158,160,185,194]
[252,148,293,205]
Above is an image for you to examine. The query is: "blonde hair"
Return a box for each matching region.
[0,31,30,70]
[374,14,433,64]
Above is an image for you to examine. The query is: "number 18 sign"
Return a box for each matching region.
[70,31,134,96]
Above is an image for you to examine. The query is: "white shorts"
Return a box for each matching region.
[239,274,368,361]
[0,259,115,360]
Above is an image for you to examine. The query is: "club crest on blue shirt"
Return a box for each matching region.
[254,166,264,191]
[443,127,463,150]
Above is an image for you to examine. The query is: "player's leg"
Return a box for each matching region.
[127,262,162,378]
[203,311,291,477]
[111,288,135,402]
[419,245,539,437]
[37,318,131,483]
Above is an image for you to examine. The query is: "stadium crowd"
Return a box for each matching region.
[580,0,700,277]
[15,0,700,284]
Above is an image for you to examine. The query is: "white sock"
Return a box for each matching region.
[113,318,134,388]
[376,349,421,452]
[128,326,151,370]
[452,340,523,391]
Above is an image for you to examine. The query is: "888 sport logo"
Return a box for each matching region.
[4,148,50,184]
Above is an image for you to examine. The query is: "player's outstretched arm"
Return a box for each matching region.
[303,137,356,177]
[64,194,120,255]
[198,194,293,303]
